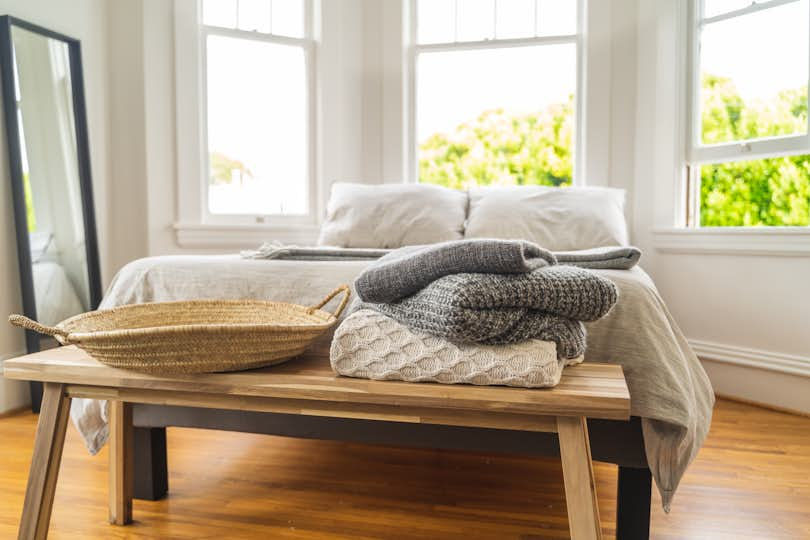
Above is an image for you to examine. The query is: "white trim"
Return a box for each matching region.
[414,34,577,53]
[174,0,318,232]
[175,0,206,233]
[689,134,810,165]
[700,0,800,26]
[690,338,810,378]
[200,25,310,47]
[579,0,608,187]
[173,222,320,248]
[653,227,810,256]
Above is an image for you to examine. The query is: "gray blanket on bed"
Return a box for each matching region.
[555,245,641,269]
[73,255,711,512]
[354,239,556,303]
[243,242,642,277]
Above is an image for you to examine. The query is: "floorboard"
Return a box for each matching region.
[0,398,808,539]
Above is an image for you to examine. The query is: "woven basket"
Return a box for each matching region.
[8,285,351,374]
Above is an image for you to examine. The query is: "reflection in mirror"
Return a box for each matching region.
[11,25,90,326]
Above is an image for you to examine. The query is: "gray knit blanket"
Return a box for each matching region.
[353,241,637,303]
[242,241,389,261]
[358,265,617,358]
[355,239,555,303]
[360,298,586,359]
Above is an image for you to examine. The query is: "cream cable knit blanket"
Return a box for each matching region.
[331,309,583,388]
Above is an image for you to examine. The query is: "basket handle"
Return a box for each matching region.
[8,314,70,340]
[308,285,351,319]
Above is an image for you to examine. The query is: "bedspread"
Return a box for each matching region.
[71,254,713,511]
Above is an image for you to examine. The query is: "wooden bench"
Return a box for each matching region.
[4,345,630,540]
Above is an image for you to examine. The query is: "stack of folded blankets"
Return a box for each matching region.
[330,239,634,388]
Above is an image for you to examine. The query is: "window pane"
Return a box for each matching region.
[703,0,757,19]
[271,0,305,37]
[417,44,576,188]
[495,0,536,39]
[699,0,809,144]
[457,0,495,42]
[206,35,308,215]
[237,0,271,33]
[417,0,455,44]
[203,0,237,28]
[699,155,810,226]
[536,0,577,36]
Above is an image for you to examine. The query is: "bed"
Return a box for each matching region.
[68,253,714,539]
[69,184,714,538]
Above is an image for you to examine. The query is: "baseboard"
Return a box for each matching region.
[716,393,810,419]
[689,340,810,414]
[689,339,810,378]
[0,404,30,419]
[0,350,31,414]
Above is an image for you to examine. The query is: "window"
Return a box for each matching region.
[411,0,580,189]
[688,0,810,227]
[200,0,312,218]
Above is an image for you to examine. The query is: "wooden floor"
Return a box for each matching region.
[0,398,808,539]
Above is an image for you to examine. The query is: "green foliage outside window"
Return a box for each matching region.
[418,74,810,226]
[419,96,574,189]
[699,75,809,226]
[209,151,253,185]
[23,172,36,232]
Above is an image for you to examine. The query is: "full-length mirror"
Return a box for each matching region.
[0,17,101,410]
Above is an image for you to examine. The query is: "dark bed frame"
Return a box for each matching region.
[131,405,652,539]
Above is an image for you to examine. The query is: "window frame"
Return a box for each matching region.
[176,0,317,230]
[686,0,810,168]
[406,0,585,185]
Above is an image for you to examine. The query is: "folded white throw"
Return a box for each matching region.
[331,309,583,388]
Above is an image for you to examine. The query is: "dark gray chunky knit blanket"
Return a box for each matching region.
[361,298,587,359]
[359,265,617,359]
[355,239,555,304]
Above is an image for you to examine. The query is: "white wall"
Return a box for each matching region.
[631,0,810,413]
[0,0,110,412]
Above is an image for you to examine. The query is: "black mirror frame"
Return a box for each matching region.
[0,16,102,412]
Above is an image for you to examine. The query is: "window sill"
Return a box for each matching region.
[173,222,320,249]
[652,227,810,257]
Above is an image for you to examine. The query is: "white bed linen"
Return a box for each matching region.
[72,254,713,511]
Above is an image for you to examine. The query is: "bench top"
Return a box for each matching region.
[3,345,630,421]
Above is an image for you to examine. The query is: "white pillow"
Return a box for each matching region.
[318,182,467,248]
[464,186,628,250]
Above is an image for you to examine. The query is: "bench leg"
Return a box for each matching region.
[557,416,603,540]
[108,401,133,525]
[134,427,168,500]
[616,466,652,540]
[18,382,71,540]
